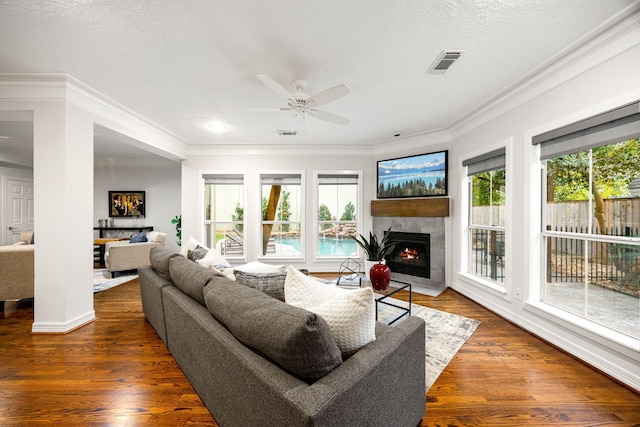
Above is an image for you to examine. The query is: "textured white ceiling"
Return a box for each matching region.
[0,0,638,156]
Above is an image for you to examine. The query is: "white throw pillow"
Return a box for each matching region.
[284,266,375,354]
[196,248,231,268]
[180,236,209,257]
[234,261,286,274]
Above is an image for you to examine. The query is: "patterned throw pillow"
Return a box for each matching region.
[284,266,376,355]
[234,270,288,301]
[187,245,209,262]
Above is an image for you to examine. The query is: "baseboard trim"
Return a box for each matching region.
[31,311,96,333]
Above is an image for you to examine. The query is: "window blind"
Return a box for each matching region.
[261,174,301,185]
[318,174,358,185]
[532,101,640,160]
[462,147,506,176]
[203,174,243,185]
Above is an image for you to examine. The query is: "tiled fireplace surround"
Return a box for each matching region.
[372,215,446,296]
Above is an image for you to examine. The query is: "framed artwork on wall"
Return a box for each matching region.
[109,191,145,217]
[377,150,448,199]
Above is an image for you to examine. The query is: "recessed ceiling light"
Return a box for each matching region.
[208,121,226,133]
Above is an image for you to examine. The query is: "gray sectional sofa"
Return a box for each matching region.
[139,247,426,427]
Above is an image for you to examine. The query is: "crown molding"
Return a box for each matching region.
[449,4,640,139]
[372,128,451,158]
[186,143,373,157]
[0,73,189,162]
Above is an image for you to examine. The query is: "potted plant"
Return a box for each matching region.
[350,227,396,290]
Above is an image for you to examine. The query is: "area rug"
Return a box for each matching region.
[378,297,480,392]
[93,269,138,293]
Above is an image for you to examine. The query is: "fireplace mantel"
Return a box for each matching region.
[371,198,449,218]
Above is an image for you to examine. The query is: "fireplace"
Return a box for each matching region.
[384,231,430,279]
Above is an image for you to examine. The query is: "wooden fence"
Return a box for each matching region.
[547,198,640,230]
[472,198,640,229]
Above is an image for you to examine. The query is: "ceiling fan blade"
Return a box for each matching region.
[307,109,350,126]
[257,74,292,100]
[309,84,351,107]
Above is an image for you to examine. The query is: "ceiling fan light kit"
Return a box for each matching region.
[255,74,352,127]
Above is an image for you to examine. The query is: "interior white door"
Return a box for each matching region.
[4,178,34,244]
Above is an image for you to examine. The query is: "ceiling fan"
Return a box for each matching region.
[254,74,351,126]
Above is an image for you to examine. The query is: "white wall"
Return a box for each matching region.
[445,21,640,389]
[94,165,182,253]
[182,150,374,271]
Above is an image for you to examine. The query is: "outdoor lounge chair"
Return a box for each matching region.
[222,228,277,255]
[223,230,244,254]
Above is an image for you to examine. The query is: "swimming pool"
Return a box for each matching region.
[279,237,357,256]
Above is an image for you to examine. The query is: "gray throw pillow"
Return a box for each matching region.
[187,245,208,262]
[234,270,287,301]
[205,280,343,382]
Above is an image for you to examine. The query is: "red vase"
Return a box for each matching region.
[369,262,391,291]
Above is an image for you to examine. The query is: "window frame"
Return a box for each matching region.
[258,171,305,260]
[530,101,640,351]
[459,142,511,299]
[312,170,363,261]
[202,172,246,258]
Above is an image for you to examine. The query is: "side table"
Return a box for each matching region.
[374,280,412,325]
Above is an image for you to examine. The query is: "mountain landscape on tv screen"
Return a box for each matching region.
[377,152,447,198]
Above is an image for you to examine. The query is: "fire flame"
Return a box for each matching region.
[399,247,420,261]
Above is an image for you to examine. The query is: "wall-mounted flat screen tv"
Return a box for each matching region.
[377,150,448,199]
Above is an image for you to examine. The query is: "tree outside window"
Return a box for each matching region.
[260,174,302,257]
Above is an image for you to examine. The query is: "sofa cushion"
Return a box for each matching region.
[204,280,343,381]
[285,266,376,356]
[169,255,218,306]
[234,270,287,301]
[149,247,181,281]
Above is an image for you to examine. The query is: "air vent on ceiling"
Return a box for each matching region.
[277,129,297,136]
[427,50,464,74]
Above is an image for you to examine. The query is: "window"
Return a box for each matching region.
[203,174,244,256]
[316,173,360,258]
[463,148,506,285]
[533,101,640,341]
[260,173,303,257]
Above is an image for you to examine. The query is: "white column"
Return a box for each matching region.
[32,100,95,332]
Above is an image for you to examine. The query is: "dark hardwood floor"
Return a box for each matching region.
[1,277,638,426]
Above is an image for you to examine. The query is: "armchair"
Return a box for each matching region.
[105,231,167,277]
[0,244,34,310]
